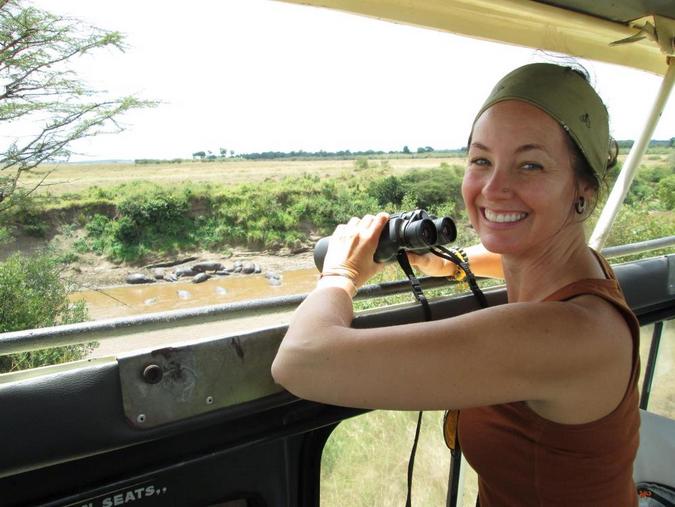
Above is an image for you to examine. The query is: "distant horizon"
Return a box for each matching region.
[53,137,673,165]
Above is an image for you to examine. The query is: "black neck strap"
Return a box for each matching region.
[398,247,489,507]
[397,250,431,507]
[397,250,432,321]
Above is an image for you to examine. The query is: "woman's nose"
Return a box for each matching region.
[482,167,512,199]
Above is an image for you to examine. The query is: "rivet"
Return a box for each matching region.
[142,364,163,384]
[137,414,146,424]
[206,396,214,405]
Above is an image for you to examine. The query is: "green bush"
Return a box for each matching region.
[0,252,93,373]
[604,201,675,262]
[368,175,405,207]
[354,157,369,171]
[368,164,464,211]
[658,175,675,210]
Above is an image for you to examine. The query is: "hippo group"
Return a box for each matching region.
[126,260,267,285]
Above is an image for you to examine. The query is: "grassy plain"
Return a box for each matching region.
[26,157,467,195]
[22,151,674,196]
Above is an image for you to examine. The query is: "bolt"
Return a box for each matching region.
[137,414,146,424]
[206,395,214,405]
[142,364,163,384]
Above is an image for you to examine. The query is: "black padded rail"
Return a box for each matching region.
[0,255,672,506]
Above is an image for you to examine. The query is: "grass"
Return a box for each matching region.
[24,157,467,196]
[321,410,453,506]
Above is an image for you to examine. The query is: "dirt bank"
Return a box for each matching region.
[63,248,317,290]
[0,230,317,290]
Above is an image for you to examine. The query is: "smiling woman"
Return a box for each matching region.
[272,62,642,507]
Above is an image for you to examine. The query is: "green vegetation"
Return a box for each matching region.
[3,147,673,267]
[49,162,472,263]
[0,0,154,214]
[0,251,93,374]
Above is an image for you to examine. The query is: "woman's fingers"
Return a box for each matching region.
[359,214,374,227]
[322,213,390,287]
[347,216,360,227]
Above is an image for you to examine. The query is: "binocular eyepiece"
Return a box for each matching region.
[314,209,457,272]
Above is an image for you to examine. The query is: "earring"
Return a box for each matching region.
[575,196,586,214]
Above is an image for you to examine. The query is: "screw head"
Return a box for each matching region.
[206,396,214,405]
[142,364,163,384]
[137,414,146,424]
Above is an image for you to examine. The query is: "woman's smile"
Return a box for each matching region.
[482,208,529,224]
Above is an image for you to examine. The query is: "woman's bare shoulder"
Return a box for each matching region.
[525,294,634,422]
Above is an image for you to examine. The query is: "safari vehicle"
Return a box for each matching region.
[1,1,674,506]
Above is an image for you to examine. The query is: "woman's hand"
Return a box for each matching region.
[407,251,457,278]
[320,213,389,289]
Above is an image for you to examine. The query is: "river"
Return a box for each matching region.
[73,267,320,321]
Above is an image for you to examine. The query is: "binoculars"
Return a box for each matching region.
[313,209,457,271]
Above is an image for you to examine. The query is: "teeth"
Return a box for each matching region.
[484,209,528,223]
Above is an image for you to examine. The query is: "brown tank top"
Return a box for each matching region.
[457,254,640,507]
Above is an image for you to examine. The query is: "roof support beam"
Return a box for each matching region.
[589,58,675,250]
[278,0,669,75]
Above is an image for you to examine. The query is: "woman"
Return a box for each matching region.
[272,63,640,506]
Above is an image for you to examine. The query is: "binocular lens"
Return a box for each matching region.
[433,217,457,244]
[403,218,437,249]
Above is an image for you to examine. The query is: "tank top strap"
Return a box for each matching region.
[542,250,641,385]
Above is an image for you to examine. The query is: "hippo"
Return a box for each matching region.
[126,273,156,284]
[214,270,231,276]
[192,261,224,273]
[265,271,282,286]
[241,262,256,274]
[175,267,198,278]
[232,261,243,273]
[152,268,165,279]
[264,271,281,281]
[267,277,282,287]
[192,273,211,284]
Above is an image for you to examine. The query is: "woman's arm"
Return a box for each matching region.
[272,216,632,420]
[408,243,504,279]
[272,281,632,427]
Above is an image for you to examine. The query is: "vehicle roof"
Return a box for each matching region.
[279,0,675,75]
[543,0,674,23]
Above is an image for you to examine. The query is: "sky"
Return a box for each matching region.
[24,0,675,161]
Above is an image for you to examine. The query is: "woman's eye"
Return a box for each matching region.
[470,157,490,166]
[521,162,543,171]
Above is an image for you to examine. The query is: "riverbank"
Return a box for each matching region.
[0,227,317,291]
[62,247,316,290]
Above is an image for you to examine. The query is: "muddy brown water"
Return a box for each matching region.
[73,268,319,321]
[73,268,320,357]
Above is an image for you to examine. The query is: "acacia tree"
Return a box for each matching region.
[0,0,154,210]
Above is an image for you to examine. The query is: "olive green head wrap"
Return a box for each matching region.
[474,63,610,180]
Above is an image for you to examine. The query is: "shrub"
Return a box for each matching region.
[658,175,675,210]
[604,201,675,262]
[0,252,93,373]
[354,157,369,171]
[368,176,405,207]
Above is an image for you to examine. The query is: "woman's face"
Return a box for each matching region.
[462,100,582,256]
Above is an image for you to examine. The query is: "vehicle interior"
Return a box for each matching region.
[1,1,674,506]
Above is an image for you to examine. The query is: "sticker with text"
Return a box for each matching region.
[64,481,171,507]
